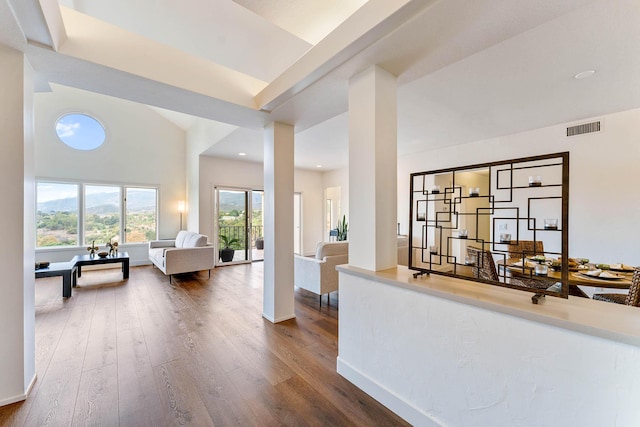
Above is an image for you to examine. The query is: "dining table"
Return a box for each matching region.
[498,258,633,297]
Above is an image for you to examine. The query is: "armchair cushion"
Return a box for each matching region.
[315,241,349,260]
[175,230,189,248]
[184,233,207,248]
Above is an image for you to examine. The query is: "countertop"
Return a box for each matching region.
[337,264,640,347]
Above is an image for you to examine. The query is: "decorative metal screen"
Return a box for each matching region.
[409,152,569,301]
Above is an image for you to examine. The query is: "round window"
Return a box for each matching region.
[55,113,106,150]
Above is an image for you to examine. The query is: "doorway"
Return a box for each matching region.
[214,187,253,265]
[213,187,301,264]
[325,186,341,241]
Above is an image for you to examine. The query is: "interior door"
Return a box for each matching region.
[214,187,252,265]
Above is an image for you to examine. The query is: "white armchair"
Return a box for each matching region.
[294,237,407,305]
[149,230,215,283]
[294,242,348,306]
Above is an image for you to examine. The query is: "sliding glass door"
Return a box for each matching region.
[213,187,300,265]
[214,187,251,265]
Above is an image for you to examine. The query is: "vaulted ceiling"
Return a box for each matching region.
[3,0,640,170]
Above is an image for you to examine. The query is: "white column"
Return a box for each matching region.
[0,45,36,406]
[263,122,295,323]
[348,66,397,271]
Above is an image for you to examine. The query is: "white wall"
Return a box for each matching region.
[398,108,640,265]
[33,85,187,264]
[185,120,237,232]
[199,156,324,256]
[338,270,640,426]
[296,169,325,255]
[22,55,36,397]
[0,46,35,406]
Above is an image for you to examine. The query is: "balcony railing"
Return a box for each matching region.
[218,225,263,249]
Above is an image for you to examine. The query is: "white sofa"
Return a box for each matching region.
[149,230,215,283]
[294,237,409,305]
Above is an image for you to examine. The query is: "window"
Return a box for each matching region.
[36,180,158,248]
[55,113,106,150]
[125,187,158,243]
[36,182,79,247]
[84,185,121,245]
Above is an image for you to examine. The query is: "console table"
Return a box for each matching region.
[35,262,77,298]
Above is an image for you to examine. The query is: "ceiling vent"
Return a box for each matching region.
[566,121,601,137]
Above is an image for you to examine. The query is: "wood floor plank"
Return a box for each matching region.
[179,332,259,426]
[0,264,409,427]
[189,323,252,374]
[153,359,215,426]
[205,307,295,386]
[226,364,304,427]
[114,285,142,332]
[275,376,356,427]
[83,287,117,371]
[22,360,83,427]
[71,363,119,427]
[116,327,165,426]
[0,401,26,427]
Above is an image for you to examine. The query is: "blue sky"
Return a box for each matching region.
[56,113,105,150]
[37,182,78,203]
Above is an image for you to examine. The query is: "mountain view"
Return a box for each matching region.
[218,191,262,213]
[37,189,157,247]
[38,189,156,214]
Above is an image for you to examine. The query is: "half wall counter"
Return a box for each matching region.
[336,264,640,426]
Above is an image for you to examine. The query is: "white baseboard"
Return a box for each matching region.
[336,357,440,427]
[262,312,296,323]
[0,374,37,407]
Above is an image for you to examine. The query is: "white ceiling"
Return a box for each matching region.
[232,0,368,45]
[202,112,350,169]
[2,0,640,171]
[205,0,640,169]
[57,0,312,82]
[397,0,640,156]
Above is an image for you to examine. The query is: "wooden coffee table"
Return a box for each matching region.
[35,262,77,298]
[72,252,130,281]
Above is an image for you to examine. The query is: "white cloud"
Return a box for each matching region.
[56,121,80,138]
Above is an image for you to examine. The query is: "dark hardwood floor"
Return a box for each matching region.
[0,263,409,426]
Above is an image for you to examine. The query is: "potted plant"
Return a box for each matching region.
[219,234,239,262]
[336,215,348,241]
[255,236,264,250]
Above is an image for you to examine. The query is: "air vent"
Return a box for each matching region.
[566,121,601,137]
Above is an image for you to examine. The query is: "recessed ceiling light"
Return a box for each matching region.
[574,70,596,80]
[238,152,246,156]
[316,165,322,168]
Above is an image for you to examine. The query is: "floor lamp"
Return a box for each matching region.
[178,201,185,230]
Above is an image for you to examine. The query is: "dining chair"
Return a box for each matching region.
[505,240,553,290]
[508,240,544,259]
[592,267,640,306]
[466,246,498,281]
[510,275,554,291]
